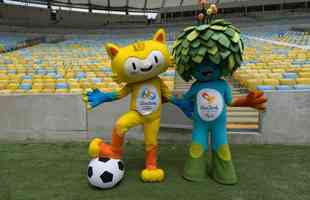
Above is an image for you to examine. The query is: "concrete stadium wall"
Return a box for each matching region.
[0,94,87,141]
[260,92,310,144]
[0,92,310,144]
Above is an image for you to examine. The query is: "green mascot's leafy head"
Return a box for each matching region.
[172,19,244,82]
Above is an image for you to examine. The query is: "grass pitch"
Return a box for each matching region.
[1,142,310,200]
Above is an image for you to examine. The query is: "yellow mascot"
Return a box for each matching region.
[84,29,174,182]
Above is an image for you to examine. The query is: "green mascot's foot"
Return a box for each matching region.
[183,143,208,182]
[211,144,238,185]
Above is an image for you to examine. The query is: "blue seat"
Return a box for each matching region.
[23,75,32,80]
[256,85,274,91]
[20,83,32,90]
[36,69,46,75]
[56,83,68,89]
[92,78,102,83]
[8,69,16,74]
[276,85,293,90]
[294,84,310,90]
[76,72,86,79]
[282,73,298,79]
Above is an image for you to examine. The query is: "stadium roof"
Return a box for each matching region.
[3,0,294,13]
[3,0,221,12]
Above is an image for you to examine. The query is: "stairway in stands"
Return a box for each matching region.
[173,75,260,133]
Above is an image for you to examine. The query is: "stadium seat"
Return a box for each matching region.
[279,79,296,86]
[296,78,310,85]
[263,79,279,86]
[256,85,274,91]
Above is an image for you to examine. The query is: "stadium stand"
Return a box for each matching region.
[0,36,175,94]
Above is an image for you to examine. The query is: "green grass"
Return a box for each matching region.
[1,142,310,200]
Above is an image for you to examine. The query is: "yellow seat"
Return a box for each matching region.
[0,76,8,81]
[43,83,55,89]
[279,79,296,85]
[245,79,262,91]
[41,88,55,93]
[80,81,93,89]
[263,79,279,86]
[0,82,8,90]
[272,69,285,73]
[8,83,20,90]
[0,89,11,94]
[296,78,310,84]
[267,73,282,79]
[28,89,42,93]
[69,82,80,89]
[65,72,75,79]
[55,88,68,93]
[298,72,310,78]
[70,88,83,93]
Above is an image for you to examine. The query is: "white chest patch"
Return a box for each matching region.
[136,85,160,116]
[197,88,224,121]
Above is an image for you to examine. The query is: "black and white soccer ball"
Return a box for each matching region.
[87,157,125,189]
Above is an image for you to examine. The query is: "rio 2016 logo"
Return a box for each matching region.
[142,88,156,100]
[201,92,216,104]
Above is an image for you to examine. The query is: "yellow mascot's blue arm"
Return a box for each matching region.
[83,85,131,110]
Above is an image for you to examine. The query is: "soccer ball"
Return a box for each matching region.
[87,157,125,189]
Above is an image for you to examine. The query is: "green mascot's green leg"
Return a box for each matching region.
[211,124,238,185]
[183,121,208,181]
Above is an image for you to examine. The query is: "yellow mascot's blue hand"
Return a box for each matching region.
[83,89,118,109]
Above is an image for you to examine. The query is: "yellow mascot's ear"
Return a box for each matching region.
[153,29,166,43]
[105,43,120,59]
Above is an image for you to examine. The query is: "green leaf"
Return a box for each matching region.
[181,48,189,55]
[230,44,239,52]
[183,56,190,64]
[220,51,231,59]
[229,25,240,33]
[178,64,185,74]
[208,53,221,64]
[191,40,201,48]
[182,39,190,48]
[177,31,186,40]
[189,48,199,56]
[207,46,218,55]
[228,54,235,70]
[186,30,199,42]
[198,46,208,56]
[192,55,204,63]
[239,40,244,53]
[218,35,231,48]
[206,39,216,48]
[173,40,182,49]
[232,32,240,43]
[175,46,182,56]
[196,24,209,31]
[224,28,235,37]
[211,33,225,41]
[211,19,231,26]
[176,56,181,65]
[222,67,230,76]
[235,53,243,66]
[184,26,195,32]
[211,25,226,31]
[200,30,214,41]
